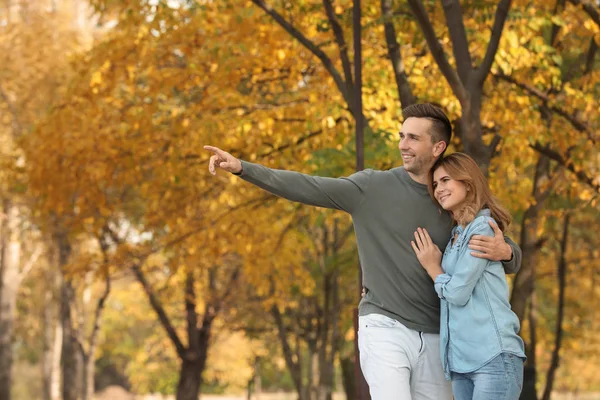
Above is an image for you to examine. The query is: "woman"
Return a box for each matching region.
[411,152,525,400]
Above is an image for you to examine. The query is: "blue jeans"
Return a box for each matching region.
[451,353,524,400]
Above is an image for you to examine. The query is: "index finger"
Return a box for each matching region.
[488,219,502,235]
[203,145,226,157]
[470,234,493,243]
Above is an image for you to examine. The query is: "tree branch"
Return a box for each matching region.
[19,245,43,282]
[213,265,241,316]
[494,73,597,143]
[323,0,354,92]
[441,0,473,83]
[530,143,600,193]
[185,270,199,352]
[567,0,600,29]
[260,116,350,158]
[210,98,311,116]
[87,264,111,360]
[201,267,219,332]
[334,223,355,251]
[584,36,598,75]
[186,115,349,167]
[131,263,186,357]
[407,0,467,101]
[381,0,416,108]
[271,305,302,394]
[251,0,352,108]
[475,0,513,86]
[489,132,503,157]
[550,0,566,46]
[150,194,275,254]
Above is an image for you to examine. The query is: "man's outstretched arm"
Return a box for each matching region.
[204,145,370,214]
[468,219,522,274]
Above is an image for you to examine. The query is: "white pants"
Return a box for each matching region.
[358,313,452,400]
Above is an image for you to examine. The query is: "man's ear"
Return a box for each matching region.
[433,141,447,157]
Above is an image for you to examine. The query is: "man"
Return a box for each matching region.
[205,103,521,399]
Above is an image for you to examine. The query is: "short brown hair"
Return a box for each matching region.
[429,153,511,231]
[402,103,452,147]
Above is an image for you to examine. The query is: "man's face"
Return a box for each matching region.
[398,118,443,175]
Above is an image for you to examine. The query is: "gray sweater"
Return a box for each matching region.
[237,161,522,333]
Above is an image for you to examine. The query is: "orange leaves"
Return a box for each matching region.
[10,0,600,393]
[90,61,112,92]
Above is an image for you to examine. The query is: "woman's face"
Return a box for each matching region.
[433,166,468,212]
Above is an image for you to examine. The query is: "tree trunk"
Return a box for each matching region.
[81,325,97,400]
[175,336,210,400]
[521,364,538,400]
[458,90,492,173]
[82,333,97,399]
[247,357,261,400]
[511,219,539,324]
[513,155,551,400]
[271,306,303,397]
[51,321,63,400]
[131,261,214,400]
[55,228,82,400]
[0,201,21,400]
[317,252,339,400]
[510,97,556,400]
[42,263,63,400]
[307,341,317,400]
[317,344,333,400]
[340,354,356,400]
[61,278,83,400]
[42,294,54,400]
[521,299,538,400]
[406,0,514,172]
[175,357,203,400]
[511,153,552,323]
[82,271,111,400]
[511,107,554,400]
[318,333,335,399]
[270,221,348,400]
[541,215,570,400]
[254,358,262,400]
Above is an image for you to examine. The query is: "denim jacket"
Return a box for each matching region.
[435,209,526,379]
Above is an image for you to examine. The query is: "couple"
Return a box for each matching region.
[205,103,525,400]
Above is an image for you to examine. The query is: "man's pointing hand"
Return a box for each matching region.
[204,145,243,175]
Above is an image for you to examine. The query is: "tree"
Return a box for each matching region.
[0,3,79,399]
[22,0,600,397]
[487,1,600,397]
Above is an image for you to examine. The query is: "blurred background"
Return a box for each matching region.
[0,0,599,399]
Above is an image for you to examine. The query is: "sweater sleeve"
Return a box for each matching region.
[434,221,494,306]
[501,236,522,275]
[236,160,372,214]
